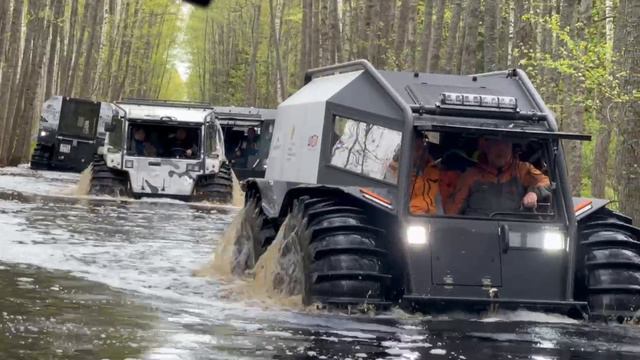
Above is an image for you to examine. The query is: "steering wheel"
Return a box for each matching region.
[170,147,187,158]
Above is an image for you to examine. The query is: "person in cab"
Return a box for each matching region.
[131,127,157,157]
[169,128,198,158]
[384,132,439,215]
[445,137,551,217]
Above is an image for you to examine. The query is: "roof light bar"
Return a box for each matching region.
[441,92,518,110]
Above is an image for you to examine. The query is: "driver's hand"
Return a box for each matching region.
[186,149,192,156]
[522,192,538,208]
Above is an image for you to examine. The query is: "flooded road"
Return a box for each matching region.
[1,166,640,360]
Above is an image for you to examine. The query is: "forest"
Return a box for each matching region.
[0,0,638,220]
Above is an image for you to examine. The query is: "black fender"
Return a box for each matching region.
[243,179,398,220]
[573,197,633,225]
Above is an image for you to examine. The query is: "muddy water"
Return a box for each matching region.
[2,166,640,360]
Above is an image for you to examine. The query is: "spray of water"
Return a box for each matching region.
[195,199,309,308]
[246,203,307,307]
[194,199,262,278]
[68,165,92,196]
[231,172,244,208]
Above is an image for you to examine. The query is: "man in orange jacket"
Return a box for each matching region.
[408,132,441,215]
[445,137,551,217]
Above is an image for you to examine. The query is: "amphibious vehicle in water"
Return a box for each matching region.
[214,106,277,180]
[89,99,233,203]
[31,96,113,172]
[233,60,639,321]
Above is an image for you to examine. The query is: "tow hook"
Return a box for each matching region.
[488,287,499,314]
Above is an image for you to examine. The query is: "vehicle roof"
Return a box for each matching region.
[301,61,556,132]
[377,70,541,114]
[116,103,213,123]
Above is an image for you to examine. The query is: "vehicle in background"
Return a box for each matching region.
[31,96,113,172]
[214,107,276,180]
[232,60,639,321]
[89,99,233,203]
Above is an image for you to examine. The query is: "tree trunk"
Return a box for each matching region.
[7,0,47,165]
[78,0,104,97]
[558,0,581,195]
[393,0,414,69]
[443,0,463,74]
[0,0,12,61]
[419,0,434,72]
[359,0,375,60]
[591,124,611,198]
[320,0,330,65]
[330,0,342,63]
[0,0,24,163]
[405,0,419,71]
[311,0,320,67]
[45,0,65,99]
[483,0,499,72]
[246,2,262,106]
[375,0,394,67]
[613,0,640,220]
[460,0,481,74]
[269,0,286,102]
[299,0,312,81]
[497,0,510,69]
[429,0,445,72]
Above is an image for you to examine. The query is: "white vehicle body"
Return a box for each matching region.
[101,101,226,198]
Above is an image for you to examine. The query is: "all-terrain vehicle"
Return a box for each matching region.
[214,106,277,180]
[31,96,114,172]
[233,60,639,321]
[89,99,233,203]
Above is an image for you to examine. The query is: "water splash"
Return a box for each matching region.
[246,203,307,306]
[196,200,309,308]
[74,165,93,196]
[231,171,244,207]
[194,199,262,278]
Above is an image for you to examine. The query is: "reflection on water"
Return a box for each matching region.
[0,264,156,360]
[1,167,640,360]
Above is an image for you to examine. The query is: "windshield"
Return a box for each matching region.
[125,123,201,159]
[406,130,555,220]
[58,99,101,140]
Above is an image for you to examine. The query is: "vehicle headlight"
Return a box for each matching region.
[187,163,201,172]
[406,225,428,245]
[40,130,48,137]
[543,231,564,250]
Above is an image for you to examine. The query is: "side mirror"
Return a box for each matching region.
[104,121,116,132]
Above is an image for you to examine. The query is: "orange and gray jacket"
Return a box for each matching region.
[410,162,442,215]
[445,159,551,217]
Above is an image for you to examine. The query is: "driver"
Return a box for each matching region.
[169,128,197,158]
[445,137,551,217]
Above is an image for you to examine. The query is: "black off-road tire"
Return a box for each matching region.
[89,155,131,197]
[301,198,391,309]
[194,162,233,203]
[30,143,51,170]
[578,209,640,322]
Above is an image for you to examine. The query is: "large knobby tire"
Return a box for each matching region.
[578,209,640,322]
[89,155,130,197]
[30,143,51,170]
[194,163,233,203]
[302,199,391,309]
